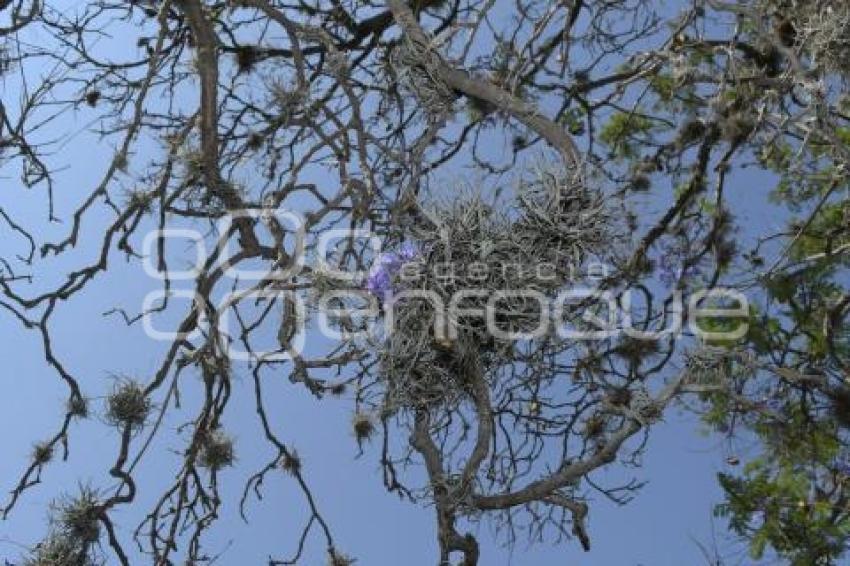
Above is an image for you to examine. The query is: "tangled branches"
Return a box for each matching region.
[1,0,848,564]
[23,487,103,566]
[374,162,615,414]
[391,35,457,118]
[772,1,850,75]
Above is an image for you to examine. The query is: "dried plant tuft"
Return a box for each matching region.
[198,429,236,471]
[106,379,150,429]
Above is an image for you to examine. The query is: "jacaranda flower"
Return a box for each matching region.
[365,242,420,300]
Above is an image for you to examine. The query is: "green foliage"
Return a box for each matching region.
[599,112,656,159]
[788,203,850,263]
[649,73,676,102]
[715,413,850,565]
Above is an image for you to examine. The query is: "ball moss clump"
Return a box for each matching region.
[234,44,259,73]
[684,346,735,387]
[372,160,619,413]
[280,449,301,475]
[391,36,456,117]
[327,549,356,566]
[351,412,375,443]
[23,488,102,566]
[676,118,706,147]
[32,441,54,465]
[0,45,12,76]
[796,2,850,74]
[630,173,651,192]
[582,414,607,439]
[246,131,265,151]
[719,112,755,143]
[22,533,96,566]
[67,394,89,419]
[105,379,150,429]
[760,1,850,75]
[198,429,236,471]
[54,487,101,545]
[328,382,347,397]
[84,90,100,107]
[514,159,615,268]
[271,82,305,121]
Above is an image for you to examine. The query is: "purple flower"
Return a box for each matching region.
[364,243,419,299]
[398,241,418,261]
[365,266,393,298]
